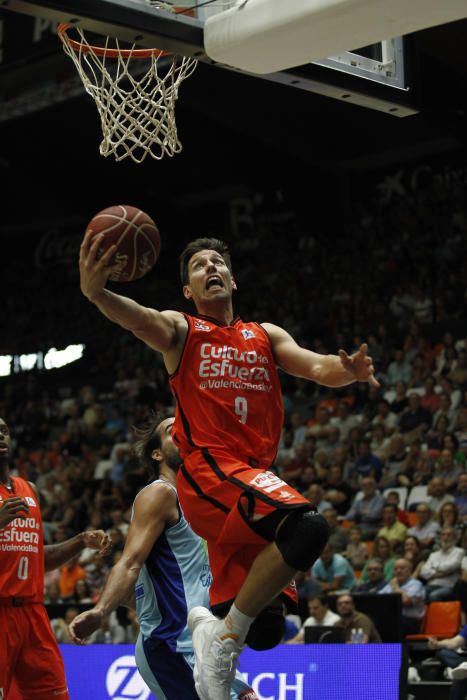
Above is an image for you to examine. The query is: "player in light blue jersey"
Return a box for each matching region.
[68,415,257,700]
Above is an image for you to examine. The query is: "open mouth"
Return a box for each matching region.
[206,276,223,290]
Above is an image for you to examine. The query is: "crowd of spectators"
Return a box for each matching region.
[1,158,467,645]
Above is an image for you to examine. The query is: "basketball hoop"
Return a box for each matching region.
[58,4,197,163]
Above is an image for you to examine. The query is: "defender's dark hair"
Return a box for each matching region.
[179,238,232,285]
[132,412,163,479]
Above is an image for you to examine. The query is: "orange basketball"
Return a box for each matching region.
[85,204,161,282]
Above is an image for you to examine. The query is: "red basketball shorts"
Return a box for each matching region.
[0,603,69,700]
[177,448,312,607]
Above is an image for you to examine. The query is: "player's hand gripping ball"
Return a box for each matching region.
[85,204,161,282]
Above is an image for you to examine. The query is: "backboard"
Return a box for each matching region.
[0,0,415,123]
[0,0,465,123]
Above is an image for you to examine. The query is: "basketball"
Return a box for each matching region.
[85,205,161,282]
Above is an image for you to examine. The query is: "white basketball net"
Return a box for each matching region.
[58,5,197,163]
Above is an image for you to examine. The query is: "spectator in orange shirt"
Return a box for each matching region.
[58,554,87,600]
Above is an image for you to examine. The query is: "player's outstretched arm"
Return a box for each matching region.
[69,482,177,644]
[263,323,379,388]
[79,229,185,355]
[28,482,111,571]
[44,529,111,571]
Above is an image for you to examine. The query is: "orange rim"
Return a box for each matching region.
[58,23,171,59]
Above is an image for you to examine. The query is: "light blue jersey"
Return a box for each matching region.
[132,479,256,700]
[134,479,211,653]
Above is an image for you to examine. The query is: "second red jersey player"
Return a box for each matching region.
[0,416,111,700]
[0,474,70,700]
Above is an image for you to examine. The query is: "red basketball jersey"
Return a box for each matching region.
[170,314,284,464]
[0,477,44,601]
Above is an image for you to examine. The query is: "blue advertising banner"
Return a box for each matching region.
[60,643,402,700]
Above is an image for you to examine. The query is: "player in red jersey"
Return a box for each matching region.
[80,234,379,700]
[0,417,111,700]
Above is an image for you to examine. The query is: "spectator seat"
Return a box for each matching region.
[406,486,428,511]
[405,601,461,641]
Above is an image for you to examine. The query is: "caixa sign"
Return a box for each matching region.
[242,672,304,700]
[103,658,304,700]
[60,643,402,700]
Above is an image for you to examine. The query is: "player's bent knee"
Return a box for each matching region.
[275,510,330,571]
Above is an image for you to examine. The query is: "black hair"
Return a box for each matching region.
[307,594,330,607]
[179,237,232,285]
[367,557,384,569]
[384,503,398,512]
[132,412,163,479]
